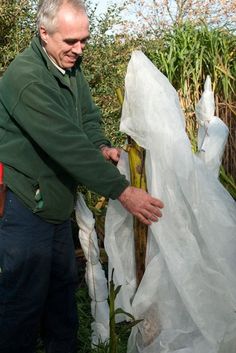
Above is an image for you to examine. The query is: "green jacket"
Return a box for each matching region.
[0,36,129,223]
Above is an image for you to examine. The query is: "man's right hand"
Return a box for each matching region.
[118,186,164,225]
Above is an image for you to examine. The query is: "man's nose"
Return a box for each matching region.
[72,41,83,55]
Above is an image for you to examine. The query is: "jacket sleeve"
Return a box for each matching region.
[9,81,129,199]
[79,70,111,148]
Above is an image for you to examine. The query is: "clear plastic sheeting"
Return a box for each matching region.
[75,193,109,345]
[195,75,229,177]
[104,51,236,353]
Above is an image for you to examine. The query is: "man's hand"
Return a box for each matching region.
[118,186,164,225]
[100,146,121,163]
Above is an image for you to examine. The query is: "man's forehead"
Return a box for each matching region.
[55,9,89,36]
[57,4,88,24]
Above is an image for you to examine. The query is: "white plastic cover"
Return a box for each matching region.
[195,76,229,177]
[104,51,236,353]
[75,194,109,345]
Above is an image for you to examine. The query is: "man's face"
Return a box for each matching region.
[40,4,90,69]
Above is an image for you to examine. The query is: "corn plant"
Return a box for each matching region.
[108,269,142,353]
[144,23,236,186]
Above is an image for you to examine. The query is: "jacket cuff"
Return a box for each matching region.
[109,178,129,200]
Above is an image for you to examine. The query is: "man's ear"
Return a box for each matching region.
[39,26,48,44]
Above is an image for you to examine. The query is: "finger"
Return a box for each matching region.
[136,213,152,225]
[149,213,160,222]
[144,204,163,218]
[152,207,163,218]
[102,150,110,160]
[150,198,164,209]
[140,209,160,222]
[112,154,119,162]
[111,149,120,162]
[116,149,121,159]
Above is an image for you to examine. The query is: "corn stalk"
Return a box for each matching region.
[116,88,148,287]
[109,269,143,353]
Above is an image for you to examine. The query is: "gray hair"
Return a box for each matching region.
[37,0,86,34]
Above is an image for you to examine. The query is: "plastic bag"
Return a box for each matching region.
[75,193,109,345]
[105,51,236,353]
[195,76,229,177]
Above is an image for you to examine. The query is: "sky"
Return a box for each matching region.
[90,0,116,14]
[94,0,108,13]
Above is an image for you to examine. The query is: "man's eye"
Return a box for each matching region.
[64,40,77,45]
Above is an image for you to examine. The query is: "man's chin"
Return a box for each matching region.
[64,61,77,69]
[62,63,75,69]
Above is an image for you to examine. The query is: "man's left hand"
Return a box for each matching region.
[101,146,121,163]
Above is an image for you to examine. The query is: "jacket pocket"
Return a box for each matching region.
[33,174,76,223]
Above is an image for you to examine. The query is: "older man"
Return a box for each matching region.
[0,0,163,352]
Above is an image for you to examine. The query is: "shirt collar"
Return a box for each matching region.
[42,47,66,75]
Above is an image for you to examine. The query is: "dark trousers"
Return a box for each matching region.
[0,190,79,353]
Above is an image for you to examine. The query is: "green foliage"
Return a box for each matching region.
[83,34,145,146]
[0,0,37,75]
[145,22,236,101]
[85,0,125,43]
[142,23,236,184]
[220,166,236,199]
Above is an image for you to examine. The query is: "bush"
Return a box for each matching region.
[0,0,36,76]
